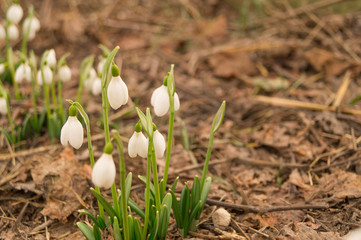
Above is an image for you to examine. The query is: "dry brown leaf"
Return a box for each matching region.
[278,222,342,240]
[198,15,228,40]
[288,169,312,192]
[30,148,88,221]
[208,51,258,78]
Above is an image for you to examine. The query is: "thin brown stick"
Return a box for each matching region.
[206,199,328,214]
[231,219,251,240]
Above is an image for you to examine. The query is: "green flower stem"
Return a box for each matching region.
[76,55,94,104]
[57,80,64,124]
[150,139,161,211]
[200,132,215,191]
[21,5,34,55]
[6,94,15,143]
[50,74,58,110]
[29,53,38,128]
[68,100,105,220]
[111,183,120,218]
[142,141,153,240]
[162,89,175,197]
[112,130,129,240]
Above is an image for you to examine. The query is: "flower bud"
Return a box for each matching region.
[37,65,53,85]
[7,4,23,24]
[8,24,19,41]
[153,130,166,158]
[128,131,148,158]
[97,58,106,74]
[0,97,7,115]
[46,49,57,68]
[92,152,116,189]
[0,63,5,75]
[58,65,72,82]
[60,114,84,149]
[151,85,180,117]
[107,75,128,110]
[23,16,40,41]
[15,63,31,83]
[91,77,101,96]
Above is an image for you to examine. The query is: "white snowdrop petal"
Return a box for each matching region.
[15,64,25,83]
[0,98,7,114]
[97,59,106,74]
[7,4,23,24]
[89,68,97,79]
[0,63,5,75]
[0,25,5,41]
[46,49,56,68]
[60,119,70,146]
[137,133,148,158]
[174,92,180,111]
[43,66,53,85]
[24,64,31,82]
[68,116,83,149]
[154,87,170,117]
[92,78,102,96]
[151,86,163,106]
[153,130,166,158]
[107,76,129,110]
[128,132,138,158]
[8,24,19,41]
[59,65,72,82]
[92,153,116,189]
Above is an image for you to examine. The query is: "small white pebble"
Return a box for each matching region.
[212,208,231,227]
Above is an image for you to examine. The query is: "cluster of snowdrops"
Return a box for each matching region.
[1,2,226,240]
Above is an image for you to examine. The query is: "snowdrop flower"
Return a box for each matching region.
[0,63,5,75]
[60,106,84,149]
[97,57,106,74]
[0,25,5,41]
[128,122,148,158]
[15,62,31,83]
[84,68,97,91]
[7,4,23,24]
[8,24,19,41]
[151,84,180,117]
[107,64,128,110]
[58,65,72,82]
[92,143,116,189]
[92,77,101,96]
[153,128,166,158]
[23,16,40,41]
[37,65,53,85]
[0,97,7,115]
[46,49,56,68]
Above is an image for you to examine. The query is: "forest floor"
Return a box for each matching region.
[2,0,361,239]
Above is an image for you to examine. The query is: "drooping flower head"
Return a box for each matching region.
[58,64,72,83]
[152,124,166,158]
[92,142,116,189]
[0,63,5,75]
[0,95,7,115]
[91,77,101,96]
[128,121,148,158]
[23,16,40,41]
[107,64,128,110]
[84,68,97,91]
[7,4,23,24]
[151,77,180,117]
[37,64,53,85]
[8,24,19,41]
[46,49,57,69]
[15,62,31,83]
[60,105,84,149]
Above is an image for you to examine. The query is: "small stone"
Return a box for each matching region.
[212,208,231,227]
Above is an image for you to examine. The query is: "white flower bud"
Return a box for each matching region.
[37,65,53,85]
[151,85,180,117]
[0,63,5,75]
[46,49,56,68]
[7,4,23,24]
[60,116,84,149]
[15,63,31,83]
[0,25,5,41]
[153,130,166,158]
[91,77,101,96]
[97,58,106,74]
[212,208,231,228]
[58,65,72,82]
[128,131,148,158]
[89,68,97,79]
[107,76,128,110]
[0,97,7,115]
[23,16,40,41]
[8,24,19,41]
[92,153,116,189]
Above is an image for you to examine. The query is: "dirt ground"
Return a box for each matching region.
[2,0,361,239]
